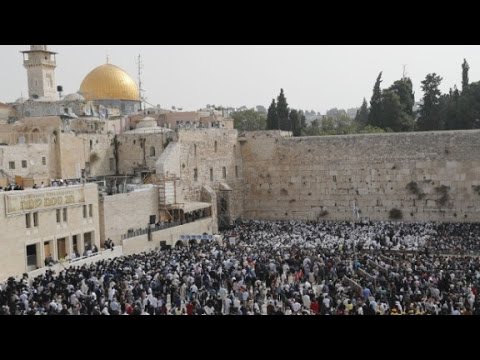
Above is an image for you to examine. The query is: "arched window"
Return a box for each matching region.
[150,146,156,157]
[214,141,217,153]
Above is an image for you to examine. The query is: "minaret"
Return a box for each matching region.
[21,45,58,100]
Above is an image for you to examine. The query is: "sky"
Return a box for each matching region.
[1,45,479,113]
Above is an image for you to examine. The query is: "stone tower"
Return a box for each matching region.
[21,45,58,100]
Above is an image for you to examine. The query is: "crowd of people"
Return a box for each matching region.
[0,184,24,191]
[1,219,480,315]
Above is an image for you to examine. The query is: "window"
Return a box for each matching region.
[33,212,38,227]
[22,160,27,168]
[42,157,46,165]
[26,213,31,228]
[150,146,155,157]
[56,209,61,223]
[89,204,93,218]
[9,161,15,169]
[194,144,197,157]
[210,168,213,182]
[214,141,218,153]
[235,166,239,178]
[222,167,226,179]
[83,205,87,218]
[194,168,198,182]
[109,158,115,171]
[63,208,67,222]
[90,140,93,150]
[333,175,337,183]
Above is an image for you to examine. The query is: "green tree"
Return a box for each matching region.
[355,98,369,126]
[381,77,415,132]
[443,87,459,130]
[321,116,336,134]
[289,109,302,136]
[276,88,290,131]
[457,81,480,129]
[417,73,443,131]
[389,77,415,117]
[231,109,267,131]
[304,118,321,136]
[266,99,278,130]
[368,72,383,128]
[326,108,347,119]
[358,125,385,134]
[300,111,306,130]
[381,90,403,131]
[462,58,469,92]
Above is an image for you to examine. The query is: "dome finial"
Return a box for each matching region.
[106,53,109,64]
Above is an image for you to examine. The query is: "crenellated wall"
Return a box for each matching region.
[240,130,480,222]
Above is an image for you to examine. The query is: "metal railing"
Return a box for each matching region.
[121,215,211,240]
[121,222,182,240]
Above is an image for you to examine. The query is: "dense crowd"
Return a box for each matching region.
[1,220,480,315]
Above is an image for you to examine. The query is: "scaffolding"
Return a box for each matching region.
[147,174,184,222]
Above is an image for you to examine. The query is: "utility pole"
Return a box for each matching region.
[402,64,408,79]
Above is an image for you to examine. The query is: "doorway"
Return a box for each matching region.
[57,237,67,260]
[83,232,93,254]
[217,191,232,230]
[72,235,79,257]
[26,243,40,271]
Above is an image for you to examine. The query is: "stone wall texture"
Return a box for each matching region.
[240,130,480,222]
[156,128,244,223]
[99,186,159,244]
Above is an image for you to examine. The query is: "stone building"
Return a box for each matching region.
[0,183,100,278]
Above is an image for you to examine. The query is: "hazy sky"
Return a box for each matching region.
[1,45,479,113]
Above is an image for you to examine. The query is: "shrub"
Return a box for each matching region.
[472,185,480,195]
[318,210,329,218]
[406,181,425,199]
[89,152,99,163]
[389,208,403,220]
[435,185,450,206]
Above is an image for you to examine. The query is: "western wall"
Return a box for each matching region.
[240,130,480,222]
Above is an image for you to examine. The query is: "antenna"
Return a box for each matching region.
[402,64,408,79]
[137,54,145,111]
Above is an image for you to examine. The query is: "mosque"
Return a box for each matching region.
[11,45,141,119]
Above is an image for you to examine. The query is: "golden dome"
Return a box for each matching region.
[80,63,140,101]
